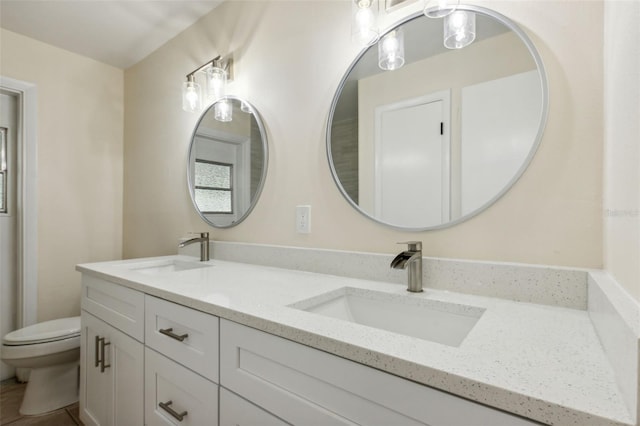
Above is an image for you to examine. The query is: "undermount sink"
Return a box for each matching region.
[291,287,485,347]
[125,258,212,275]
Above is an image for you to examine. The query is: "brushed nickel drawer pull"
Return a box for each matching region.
[159,400,188,422]
[159,327,188,342]
[98,337,111,372]
[94,335,100,368]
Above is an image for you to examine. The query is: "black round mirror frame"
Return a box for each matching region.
[326,5,549,231]
[187,96,269,228]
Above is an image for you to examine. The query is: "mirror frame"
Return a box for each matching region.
[326,5,549,231]
[187,95,269,228]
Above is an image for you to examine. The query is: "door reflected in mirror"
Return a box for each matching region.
[328,6,548,230]
[188,96,268,228]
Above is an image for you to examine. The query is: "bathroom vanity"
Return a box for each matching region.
[76,254,634,426]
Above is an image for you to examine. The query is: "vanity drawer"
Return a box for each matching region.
[81,275,144,341]
[145,295,219,382]
[219,388,290,426]
[145,347,218,426]
[220,320,538,426]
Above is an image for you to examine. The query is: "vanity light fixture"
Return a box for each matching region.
[352,0,379,46]
[182,75,202,113]
[378,28,405,70]
[214,98,233,122]
[423,0,459,18]
[181,55,234,113]
[443,10,476,49]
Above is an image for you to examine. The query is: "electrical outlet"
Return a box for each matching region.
[296,205,311,234]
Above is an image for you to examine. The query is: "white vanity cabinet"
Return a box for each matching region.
[80,276,145,426]
[220,320,539,426]
[78,269,541,426]
[144,295,219,425]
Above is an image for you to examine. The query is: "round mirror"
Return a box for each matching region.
[188,96,268,228]
[327,5,548,230]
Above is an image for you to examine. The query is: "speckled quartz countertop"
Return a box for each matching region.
[76,255,633,426]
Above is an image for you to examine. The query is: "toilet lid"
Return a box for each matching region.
[2,316,81,345]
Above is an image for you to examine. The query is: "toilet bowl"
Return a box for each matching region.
[1,316,81,415]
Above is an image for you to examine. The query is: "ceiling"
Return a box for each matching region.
[0,0,222,69]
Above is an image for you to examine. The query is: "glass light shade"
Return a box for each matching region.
[444,11,476,49]
[378,29,405,71]
[423,0,459,18]
[351,0,379,46]
[206,66,227,101]
[182,79,202,112]
[214,99,233,122]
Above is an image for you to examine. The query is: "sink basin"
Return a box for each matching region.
[125,258,212,275]
[291,287,485,347]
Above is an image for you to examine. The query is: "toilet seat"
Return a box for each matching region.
[1,335,80,361]
[2,317,80,346]
[1,316,81,415]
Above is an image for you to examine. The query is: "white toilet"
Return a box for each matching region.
[1,316,81,415]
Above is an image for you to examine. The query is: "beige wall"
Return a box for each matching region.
[0,29,124,321]
[603,0,640,302]
[124,0,604,270]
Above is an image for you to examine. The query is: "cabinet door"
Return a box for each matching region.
[219,388,290,426]
[145,347,218,426]
[80,312,111,426]
[80,311,144,426]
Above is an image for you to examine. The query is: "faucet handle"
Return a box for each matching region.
[397,241,422,252]
[188,231,209,239]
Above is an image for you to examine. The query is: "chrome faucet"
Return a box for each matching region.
[179,232,210,261]
[390,241,423,292]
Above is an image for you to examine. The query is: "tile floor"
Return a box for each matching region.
[0,379,82,425]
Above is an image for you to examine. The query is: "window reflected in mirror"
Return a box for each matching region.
[194,160,233,214]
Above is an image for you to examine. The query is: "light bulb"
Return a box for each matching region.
[206,66,227,101]
[378,29,405,71]
[382,34,399,53]
[186,87,198,107]
[443,11,476,49]
[351,0,378,46]
[450,10,466,27]
[356,7,374,27]
[182,78,202,112]
[214,99,232,122]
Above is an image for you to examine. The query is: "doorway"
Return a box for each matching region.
[0,77,38,382]
[373,91,451,228]
[0,90,18,380]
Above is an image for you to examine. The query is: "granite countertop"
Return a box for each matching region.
[76,255,633,426]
